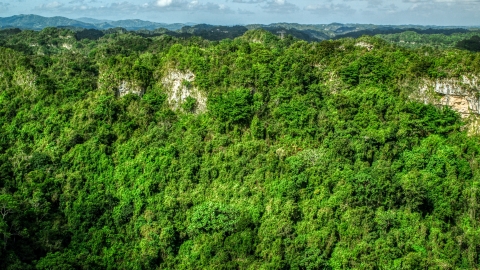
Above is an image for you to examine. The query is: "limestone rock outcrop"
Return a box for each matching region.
[161,70,207,113]
[415,75,480,117]
[117,81,144,97]
[355,42,374,51]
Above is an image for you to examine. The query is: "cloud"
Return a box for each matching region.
[402,0,480,13]
[0,2,9,12]
[23,0,480,26]
[378,3,398,13]
[156,0,173,7]
[363,0,384,8]
[37,1,65,10]
[194,2,235,13]
[231,0,265,3]
[68,0,101,3]
[261,0,299,14]
[34,0,235,16]
[305,3,356,16]
[367,0,480,25]
[403,0,480,4]
[349,0,399,11]
[34,1,143,15]
[237,8,255,14]
[343,0,382,8]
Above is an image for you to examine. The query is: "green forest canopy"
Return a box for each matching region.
[1,27,480,269]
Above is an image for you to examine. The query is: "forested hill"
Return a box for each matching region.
[0,14,190,31]
[2,14,480,45]
[1,27,480,269]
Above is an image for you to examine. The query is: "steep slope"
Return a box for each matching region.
[1,30,480,269]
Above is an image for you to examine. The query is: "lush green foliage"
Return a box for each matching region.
[456,35,480,52]
[1,28,480,269]
[377,30,480,50]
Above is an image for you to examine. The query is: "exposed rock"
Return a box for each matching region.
[62,43,72,50]
[433,75,478,96]
[14,69,36,90]
[161,70,207,113]
[97,67,145,98]
[440,95,471,115]
[355,42,374,51]
[117,81,144,97]
[414,75,480,117]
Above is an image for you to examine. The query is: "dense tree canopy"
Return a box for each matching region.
[1,27,480,269]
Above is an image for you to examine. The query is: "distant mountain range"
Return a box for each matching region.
[0,14,95,30]
[0,14,478,42]
[0,14,192,31]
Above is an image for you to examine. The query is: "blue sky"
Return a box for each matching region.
[1,0,479,26]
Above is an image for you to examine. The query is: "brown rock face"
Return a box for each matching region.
[434,76,480,116]
[439,95,471,117]
[414,75,480,117]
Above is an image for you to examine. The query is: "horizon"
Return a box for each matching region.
[1,13,479,28]
[0,0,480,26]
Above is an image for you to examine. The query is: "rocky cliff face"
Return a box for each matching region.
[97,68,207,114]
[117,81,144,97]
[97,68,145,98]
[355,42,374,51]
[414,75,480,118]
[161,70,207,113]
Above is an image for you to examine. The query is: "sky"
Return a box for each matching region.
[0,0,479,26]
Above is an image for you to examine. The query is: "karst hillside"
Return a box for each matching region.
[1,25,480,269]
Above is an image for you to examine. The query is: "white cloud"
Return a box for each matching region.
[305,3,356,15]
[231,0,265,3]
[69,0,88,3]
[33,0,235,17]
[403,0,480,3]
[194,2,235,13]
[156,0,173,7]
[11,0,480,25]
[361,0,480,25]
[365,0,383,8]
[237,8,255,14]
[261,0,299,13]
[40,1,65,9]
[378,3,398,13]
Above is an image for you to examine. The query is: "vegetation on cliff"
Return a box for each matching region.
[1,27,480,269]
